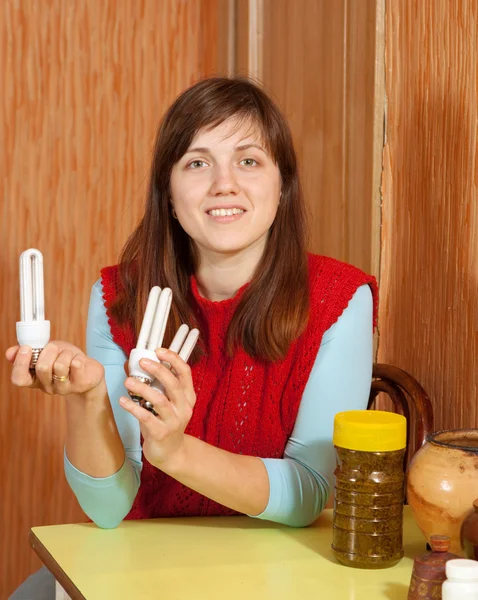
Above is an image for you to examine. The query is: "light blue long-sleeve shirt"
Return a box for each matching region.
[65,281,373,528]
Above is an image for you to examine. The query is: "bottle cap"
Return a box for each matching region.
[333,410,406,452]
[446,559,478,581]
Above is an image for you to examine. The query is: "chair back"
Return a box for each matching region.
[368,363,433,467]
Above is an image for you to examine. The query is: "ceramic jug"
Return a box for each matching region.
[407,429,478,554]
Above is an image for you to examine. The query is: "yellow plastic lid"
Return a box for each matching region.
[333,410,406,452]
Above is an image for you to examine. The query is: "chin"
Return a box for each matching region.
[204,237,257,255]
[194,227,269,257]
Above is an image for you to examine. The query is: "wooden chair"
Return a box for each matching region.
[368,363,434,467]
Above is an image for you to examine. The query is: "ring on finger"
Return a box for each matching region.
[53,373,69,382]
[139,399,158,416]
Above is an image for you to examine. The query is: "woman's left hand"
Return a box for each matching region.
[120,348,196,472]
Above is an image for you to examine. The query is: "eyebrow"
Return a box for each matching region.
[184,143,267,155]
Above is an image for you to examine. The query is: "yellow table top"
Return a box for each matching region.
[30,507,424,600]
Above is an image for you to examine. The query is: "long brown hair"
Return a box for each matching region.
[110,77,310,361]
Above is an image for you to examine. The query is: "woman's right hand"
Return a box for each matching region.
[5,341,105,397]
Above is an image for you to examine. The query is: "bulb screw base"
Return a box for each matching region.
[128,377,158,415]
[29,348,43,376]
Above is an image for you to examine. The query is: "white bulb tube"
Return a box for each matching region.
[168,324,190,354]
[16,249,50,350]
[178,328,200,362]
[148,288,172,350]
[20,248,46,321]
[136,286,161,350]
[20,252,33,322]
[158,323,190,372]
[151,326,198,395]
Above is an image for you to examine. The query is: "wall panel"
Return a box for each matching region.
[257,0,383,274]
[379,1,478,430]
[0,1,218,595]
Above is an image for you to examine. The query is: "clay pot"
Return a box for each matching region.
[407,429,478,555]
[460,499,478,560]
[408,535,460,600]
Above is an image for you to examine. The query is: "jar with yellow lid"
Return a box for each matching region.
[331,410,407,569]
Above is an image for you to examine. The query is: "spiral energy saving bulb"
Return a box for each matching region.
[16,249,51,374]
[128,287,200,413]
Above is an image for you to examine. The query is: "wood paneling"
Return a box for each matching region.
[0,1,218,596]
[379,1,478,430]
[234,0,384,275]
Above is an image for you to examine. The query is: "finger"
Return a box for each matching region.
[53,348,74,375]
[6,346,20,362]
[118,395,168,429]
[68,353,101,391]
[35,342,59,390]
[137,359,187,409]
[51,349,75,388]
[124,377,177,424]
[10,346,35,387]
[123,360,129,378]
[155,349,196,408]
[50,340,82,354]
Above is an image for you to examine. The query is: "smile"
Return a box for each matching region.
[207,208,245,217]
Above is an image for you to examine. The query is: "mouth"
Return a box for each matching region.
[206,207,246,222]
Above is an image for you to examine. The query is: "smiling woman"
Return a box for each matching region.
[7,77,377,596]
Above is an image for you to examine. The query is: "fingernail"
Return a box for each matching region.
[19,346,29,354]
[141,359,152,366]
[119,397,127,405]
[157,348,167,354]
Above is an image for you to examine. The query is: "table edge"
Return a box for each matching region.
[29,529,86,600]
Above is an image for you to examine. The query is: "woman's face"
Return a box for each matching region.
[170,118,281,258]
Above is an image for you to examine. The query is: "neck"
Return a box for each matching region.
[195,238,266,301]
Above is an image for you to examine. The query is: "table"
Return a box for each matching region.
[30,507,425,600]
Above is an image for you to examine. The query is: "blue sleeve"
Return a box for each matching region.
[64,279,142,529]
[250,284,373,527]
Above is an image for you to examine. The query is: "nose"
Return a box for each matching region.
[209,164,239,196]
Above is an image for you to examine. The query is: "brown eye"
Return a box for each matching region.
[188,160,207,169]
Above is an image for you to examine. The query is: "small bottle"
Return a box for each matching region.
[442,559,478,600]
[408,535,460,599]
[331,410,407,569]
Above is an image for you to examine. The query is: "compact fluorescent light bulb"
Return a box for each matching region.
[128,287,200,413]
[16,249,51,373]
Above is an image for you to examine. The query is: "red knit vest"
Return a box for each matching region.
[100,254,377,519]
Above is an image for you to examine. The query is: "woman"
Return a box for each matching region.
[8,77,376,541]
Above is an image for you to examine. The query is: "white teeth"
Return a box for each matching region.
[208,208,245,217]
